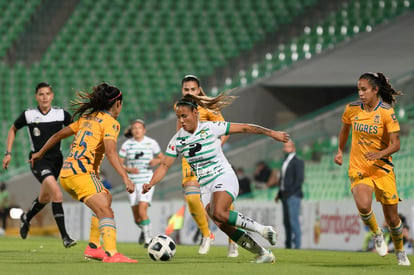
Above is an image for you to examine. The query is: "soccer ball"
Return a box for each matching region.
[147,234,176,261]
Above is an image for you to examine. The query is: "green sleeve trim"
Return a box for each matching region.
[225,122,231,135]
[228,210,238,226]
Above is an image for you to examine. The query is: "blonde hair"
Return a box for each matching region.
[177,91,237,111]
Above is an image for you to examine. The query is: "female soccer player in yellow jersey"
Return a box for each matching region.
[334,72,410,266]
[143,94,289,263]
[29,83,137,263]
[178,75,238,256]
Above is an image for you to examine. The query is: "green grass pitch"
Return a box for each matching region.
[0,236,412,275]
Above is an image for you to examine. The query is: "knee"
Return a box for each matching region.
[211,209,228,224]
[387,216,401,228]
[52,191,63,201]
[94,204,114,219]
[357,205,372,215]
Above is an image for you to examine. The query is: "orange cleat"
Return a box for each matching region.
[103,252,138,263]
[84,245,106,261]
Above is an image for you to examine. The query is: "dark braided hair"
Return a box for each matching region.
[359,72,403,106]
[71,83,122,120]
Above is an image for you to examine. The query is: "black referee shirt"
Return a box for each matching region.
[14,106,72,157]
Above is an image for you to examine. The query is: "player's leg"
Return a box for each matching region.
[379,171,410,266]
[184,179,212,254]
[352,183,387,256]
[128,186,143,244]
[85,192,137,263]
[227,203,239,257]
[65,173,136,262]
[206,195,274,263]
[138,201,151,247]
[137,183,154,248]
[20,160,50,239]
[210,190,277,245]
[40,175,75,247]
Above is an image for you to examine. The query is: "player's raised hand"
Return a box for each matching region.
[272,131,290,142]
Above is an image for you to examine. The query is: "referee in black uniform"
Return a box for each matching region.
[2,82,76,248]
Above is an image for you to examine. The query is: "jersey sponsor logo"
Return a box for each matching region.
[40,169,51,176]
[357,136,373,146]
[353,122,378,134]
[188,143,202,157]
[135,152,144,159]
[33,127,41,136]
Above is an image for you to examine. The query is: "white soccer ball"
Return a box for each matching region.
[147,234,176,261]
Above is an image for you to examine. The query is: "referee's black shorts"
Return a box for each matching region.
[29,153,63,183]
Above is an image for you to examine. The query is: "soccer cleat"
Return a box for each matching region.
[198,232,214,255]
[373,231,388,257]
[143,242,149,249]
[19,213,30,239]
[63,236,77,248]
[84,245,106,261]
[261,226,277,245]
[396,251,411,266]
[138,232,145,245]
[102,252,138,263]
[254,249,276,264]
[227,242,239,258]
[210,231,216,244]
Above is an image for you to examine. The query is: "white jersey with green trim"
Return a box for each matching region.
[166,121,232,186]
[119,136,161,184]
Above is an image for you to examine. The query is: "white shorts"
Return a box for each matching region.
[200,171,239,206]
[128,183,154,206]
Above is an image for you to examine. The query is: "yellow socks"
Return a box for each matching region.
[99,218,117,256]
[185,185,210,238]
[359,209,379,234]
[390,220,404,251]
[88,214,100,247]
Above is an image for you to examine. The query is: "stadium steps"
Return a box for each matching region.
[5,0,80,65]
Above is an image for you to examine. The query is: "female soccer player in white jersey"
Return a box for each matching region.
[143,94,290,263]
[119,119,163,247]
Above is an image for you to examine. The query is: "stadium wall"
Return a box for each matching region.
[62,199,414,251]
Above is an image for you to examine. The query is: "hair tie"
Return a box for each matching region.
[177,100,198,108]
[108,91,122,101]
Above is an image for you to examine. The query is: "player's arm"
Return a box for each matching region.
[104,139,134,193]
[29,126,75,165]
[143,155,176,193]
[228,123,289,142]
[334,123,351,166]
[2,125,18,170]
[364,132,400,161]
[149,152,164,167]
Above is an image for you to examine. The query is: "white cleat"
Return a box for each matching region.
[396,250,411,266]
[373,231,388,257]
[198,234,212,255]
[261,226,277,245]
[227,242,239,258]
[254,249,275,264]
